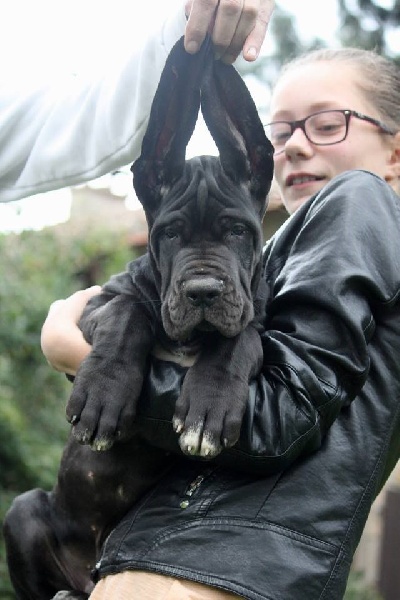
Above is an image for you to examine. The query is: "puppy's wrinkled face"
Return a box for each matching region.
[148,157,264,341]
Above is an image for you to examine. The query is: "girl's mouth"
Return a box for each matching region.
[286,173,325,187]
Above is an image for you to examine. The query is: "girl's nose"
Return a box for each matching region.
[282,127,314,159]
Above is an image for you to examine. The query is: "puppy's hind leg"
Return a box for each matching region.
[3,488,93,600]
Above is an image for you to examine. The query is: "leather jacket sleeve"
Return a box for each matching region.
[136,171,400,474]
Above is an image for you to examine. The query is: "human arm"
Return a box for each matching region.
[42,172,400,474]
[0,10,186,203]
[41,286,102,376]
[133,171,400,473]
[0,1,273,204]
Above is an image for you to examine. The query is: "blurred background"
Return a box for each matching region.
[0,1,399,598]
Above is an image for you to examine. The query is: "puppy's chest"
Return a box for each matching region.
[151,338,201,367]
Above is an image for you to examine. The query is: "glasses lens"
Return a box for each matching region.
[306,111,347,144]
[265,123,292,152]
[266,110,349,154]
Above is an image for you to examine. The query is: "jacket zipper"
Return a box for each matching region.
[179,470,214,509]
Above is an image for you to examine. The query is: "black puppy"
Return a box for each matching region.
[3,36,273,600]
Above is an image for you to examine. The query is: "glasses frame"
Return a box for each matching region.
[265,109,396,155]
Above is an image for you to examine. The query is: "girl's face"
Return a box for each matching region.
[270,61,400,214]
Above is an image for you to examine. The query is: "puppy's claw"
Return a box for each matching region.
[199,441,221,459]
[68,414,79,425]
[90,438,113,452]
[72,427,92,445]
[173,417,184,433]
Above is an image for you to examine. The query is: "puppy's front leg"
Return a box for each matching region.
[67,293,156,451]
[173,324,263,458]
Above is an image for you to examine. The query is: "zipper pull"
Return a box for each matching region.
[180,473,206,508]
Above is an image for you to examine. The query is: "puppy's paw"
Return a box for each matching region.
[173,379,246,459]
[174,420,222,458]
[66,354,142,450]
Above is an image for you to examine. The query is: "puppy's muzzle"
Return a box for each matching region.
[184,277,224,308]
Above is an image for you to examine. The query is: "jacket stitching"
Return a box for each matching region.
[138,517,339,558]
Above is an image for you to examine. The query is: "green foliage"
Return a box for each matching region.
[344,571,383,599]
[0,226,134,596]
[337,0,400,59]
[236,4,326,122]
[237,0,400,109]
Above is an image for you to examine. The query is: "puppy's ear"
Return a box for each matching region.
[201,59,274,218]
[132,36,212,222]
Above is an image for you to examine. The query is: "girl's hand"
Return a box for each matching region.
[41,286,101,376]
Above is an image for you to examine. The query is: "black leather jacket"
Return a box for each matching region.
[94,171,400,599]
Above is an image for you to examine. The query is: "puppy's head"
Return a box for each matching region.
[131,36,274,340]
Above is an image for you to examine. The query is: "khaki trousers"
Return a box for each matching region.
[89,571,242,599]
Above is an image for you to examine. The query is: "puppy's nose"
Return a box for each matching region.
[184,277,224,307]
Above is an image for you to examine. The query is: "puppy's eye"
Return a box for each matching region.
[230,224,247,236]
[164,226,180,240]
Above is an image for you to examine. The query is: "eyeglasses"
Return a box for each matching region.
[264,109,396,155]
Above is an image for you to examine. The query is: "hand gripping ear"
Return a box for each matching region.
[200,58,274,218]
[131,36,213,218]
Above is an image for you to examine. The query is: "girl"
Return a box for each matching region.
[29,39,400,600]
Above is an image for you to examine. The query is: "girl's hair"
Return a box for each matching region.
[278,47,400,132]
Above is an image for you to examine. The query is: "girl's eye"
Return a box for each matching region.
[316,123,342,133]
[275,131,291,143]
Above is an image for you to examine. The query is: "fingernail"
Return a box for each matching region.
[246,46,258,60]
[186,41,199,54]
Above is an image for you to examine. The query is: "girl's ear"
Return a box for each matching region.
[385,131,400,190]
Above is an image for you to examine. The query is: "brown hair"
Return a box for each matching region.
[278,48,400,133]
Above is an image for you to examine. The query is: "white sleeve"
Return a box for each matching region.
[0,9,186,203]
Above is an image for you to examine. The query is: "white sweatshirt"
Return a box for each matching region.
[0,9,186,203]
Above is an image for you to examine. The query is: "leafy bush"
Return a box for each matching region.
[0,226,134,596]
[344,571,383,600]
